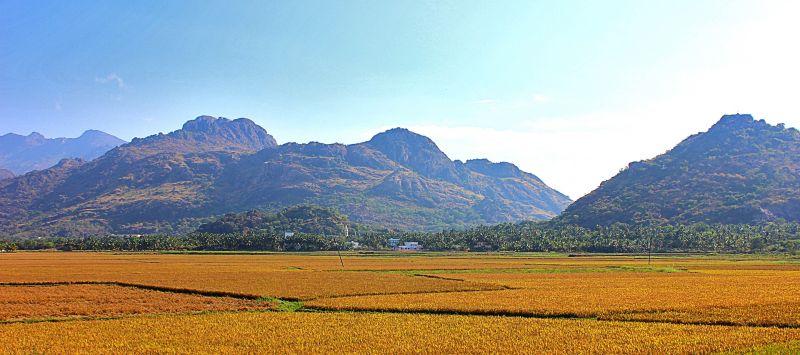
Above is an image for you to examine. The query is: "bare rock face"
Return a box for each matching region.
[123,116,277,157]
[363,128,459,182]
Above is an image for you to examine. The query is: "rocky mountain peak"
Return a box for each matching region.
[181,115,231,132]
[367,128,441,151]
[125,115,277,156]
[185,116,277,147]
[365,127,458,181]
[709,113,767,132]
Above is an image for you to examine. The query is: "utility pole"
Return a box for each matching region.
[335,225,347,268]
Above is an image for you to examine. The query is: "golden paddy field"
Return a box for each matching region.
[1,251,799,353]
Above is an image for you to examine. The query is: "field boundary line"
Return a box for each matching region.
[336,266,689,274]
[412,273,471,282]
[0,280,507,303]
[0,281,263,300]
[2,282,797,330]
[301,305,800,329]
[0,308,280,326]
[597,315,800,329]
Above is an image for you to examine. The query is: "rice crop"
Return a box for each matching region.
[1,311,798,354]
[0,284,274,322]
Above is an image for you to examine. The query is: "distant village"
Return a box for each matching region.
[282,231,423,251]
[388,238,422,251]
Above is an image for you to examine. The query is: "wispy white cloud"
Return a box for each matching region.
[396,103,721,200]
[531,94,549,103]
[422,2,800,199]
[95,73,125,89]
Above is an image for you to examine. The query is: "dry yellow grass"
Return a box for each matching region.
[2,251,800,353]
[2,251,795,275]
[0,253,502,300]
[115,271,502,300]
[605,303,800,327]
[308,270,800,326]
[432,269,800,297]
[1,311,799,354]
[0,284,273,322]
[0,251,555,274]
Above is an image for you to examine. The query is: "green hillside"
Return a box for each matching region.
[559,114,800,226]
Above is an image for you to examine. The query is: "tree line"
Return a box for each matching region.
[2,221,799,254]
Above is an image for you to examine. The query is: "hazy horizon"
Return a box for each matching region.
[3,0,799,199]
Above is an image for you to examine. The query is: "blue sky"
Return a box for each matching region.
[2,1,799,198]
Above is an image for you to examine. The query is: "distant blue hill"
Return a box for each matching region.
[0,130,125,174]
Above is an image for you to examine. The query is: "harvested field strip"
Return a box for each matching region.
[110,272,504,301]
[305,306,800,329]
[2,311,799,354]
[425,270,800,296]
[0,251,718,273]
[303,303,800,330]
[0,254,505,300]
[0,276,505,303]
[602,303,800,328]
[2,252,796,275]
[344,265,688,275]
[304,303,594,320]
[0,284,275,323]
[307,286,516,301]
[305,280,800,328]
[0,281,263,299]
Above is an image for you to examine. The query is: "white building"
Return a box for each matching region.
[398,241,422,251]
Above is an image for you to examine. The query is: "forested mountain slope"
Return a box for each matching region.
[559,114,800,226]
[0,116,570,236]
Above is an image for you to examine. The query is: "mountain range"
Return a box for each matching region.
[5,113,796,237]
[0,130,125,175]
[558,114,800,226]
[0,116,571,236]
